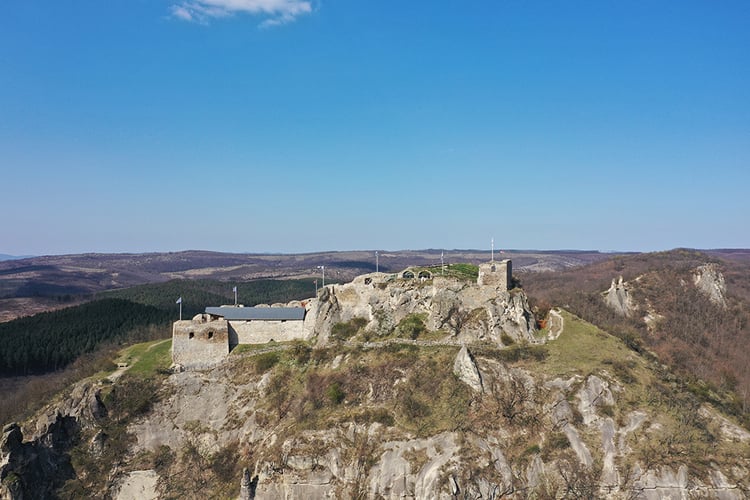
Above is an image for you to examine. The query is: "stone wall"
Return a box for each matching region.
[477,259,511,290]
[172,319,229,369]
[229,319,312,347]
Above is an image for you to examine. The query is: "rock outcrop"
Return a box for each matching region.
[307,272,536,345]
[453,346,483,392]
[0,382,105,500]
[603,276,635,317]
[693,263,727,308]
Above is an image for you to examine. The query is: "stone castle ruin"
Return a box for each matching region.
[172,259,531,369]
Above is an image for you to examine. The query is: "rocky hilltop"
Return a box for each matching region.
[2,263,750,499]
[310,266,535,347]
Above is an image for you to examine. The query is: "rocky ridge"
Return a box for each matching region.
[309,271,536,346]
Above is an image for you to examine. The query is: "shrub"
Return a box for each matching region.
[353,407,395,426]
[105,375,161,422]
[395,314,427,340]
[383,343,418,355]
[330,317,368,342]
[548,432,570,450]
[603,358,636,384]
[290,341,311,365]
[523,444,541,456]
[400,393,430,420]
[488,344,548,363]
[326,382,345,405]
[310,347,334,364]
[254,352,280,373]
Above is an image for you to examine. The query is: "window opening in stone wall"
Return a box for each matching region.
[491,265,496,272]
[208,331,214,339]
[189,332,194,339]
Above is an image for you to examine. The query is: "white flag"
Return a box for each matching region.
[233,286,237,293]
[176,297,182,304]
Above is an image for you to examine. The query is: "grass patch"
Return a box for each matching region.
[254,352,280,373]
[474,343,548,364]
[443,263,479,280]
[539,310,645,380]
[258,343,466,434]
[127,339,172,376]
[230,342,278,355]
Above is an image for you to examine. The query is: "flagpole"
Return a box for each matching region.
[317,265,325,287]
[233,286,237,306]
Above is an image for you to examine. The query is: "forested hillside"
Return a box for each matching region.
[99,278,319,318]
[524,249,750,423]
[0,299,170,376]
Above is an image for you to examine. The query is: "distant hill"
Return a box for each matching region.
[98,278,321,320]
[0,254,34,261]
[0,249,614,322]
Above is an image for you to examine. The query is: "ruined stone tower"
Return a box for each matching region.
[477,259,512,290]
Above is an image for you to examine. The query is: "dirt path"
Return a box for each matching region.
[547,309,564,340]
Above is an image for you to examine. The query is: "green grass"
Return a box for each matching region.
[126,339,173,376]
[230,343,280,355]
[412,263,479,281]
[445,263,479,280]
[537,310,646,380]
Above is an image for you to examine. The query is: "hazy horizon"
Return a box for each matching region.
[2,1,748,255]
[4,246,750,262]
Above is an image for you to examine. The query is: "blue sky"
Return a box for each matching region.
[1,1,748,255]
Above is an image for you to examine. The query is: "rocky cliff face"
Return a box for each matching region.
[308,273,536,345]
[3,269,749,499]
[602,276,636,317]
[124,339,749,498]
[693,263,727,308]
[0,383,105,499]
[4,325,750,499]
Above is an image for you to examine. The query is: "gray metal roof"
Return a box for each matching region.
[205,306,305,321]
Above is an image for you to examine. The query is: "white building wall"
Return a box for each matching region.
[229,320,312,345]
